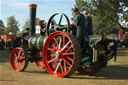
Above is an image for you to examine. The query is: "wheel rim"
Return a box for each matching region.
[43,32,78,77]
[36,51,45,68]
[36,61,45,68]
[10,48,28,71]
[46,13,70,36]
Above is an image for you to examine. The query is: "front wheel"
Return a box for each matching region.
[10,48,28,72]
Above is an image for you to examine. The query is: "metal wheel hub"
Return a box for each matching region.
[55,51,61,59]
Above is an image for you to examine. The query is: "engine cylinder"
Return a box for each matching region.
[28,35,47,51]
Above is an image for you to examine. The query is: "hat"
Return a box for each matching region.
[83,11,88,14]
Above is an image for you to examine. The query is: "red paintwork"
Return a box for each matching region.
[35,51,45,68]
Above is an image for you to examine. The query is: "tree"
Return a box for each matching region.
[74,0,128,34]
[22,18,40,32]
[23,19,30,31]
[0,20,5,34]
[4,16,19,34]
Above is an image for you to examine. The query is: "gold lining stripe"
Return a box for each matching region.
[90,37,102,47]
[28,37,33,48]
[43,36,48,46]
[37,36,41,50]
[95,39,102,45]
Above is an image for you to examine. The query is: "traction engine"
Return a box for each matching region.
[10,4,117,78]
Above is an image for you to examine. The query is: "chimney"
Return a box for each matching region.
[29,4,37,36]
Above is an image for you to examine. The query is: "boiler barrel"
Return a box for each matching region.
[28,35,47,51]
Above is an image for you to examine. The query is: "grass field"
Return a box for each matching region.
[0,47,128,85]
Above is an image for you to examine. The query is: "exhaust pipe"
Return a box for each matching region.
[29,4,37,36]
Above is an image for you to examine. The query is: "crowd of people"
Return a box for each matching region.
[0,38,12,50]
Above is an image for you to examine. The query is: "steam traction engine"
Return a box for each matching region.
[10,4,117,77]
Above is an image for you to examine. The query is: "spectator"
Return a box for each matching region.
[83,11,93,35]
[1,39,5,50]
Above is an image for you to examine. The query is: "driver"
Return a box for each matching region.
[23,28,30,41]
[72,8,87,56]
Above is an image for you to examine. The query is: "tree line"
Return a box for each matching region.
[74,0,128,34]
[0,0,128,35]
[0,16,40,35]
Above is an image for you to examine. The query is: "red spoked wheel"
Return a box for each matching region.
[43,32,80,77]
[10,48,28,72]
[35,51,45,68]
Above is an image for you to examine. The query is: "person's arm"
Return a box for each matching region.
[73,20,77,27]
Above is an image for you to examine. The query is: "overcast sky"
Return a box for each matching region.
[0,0,75,31]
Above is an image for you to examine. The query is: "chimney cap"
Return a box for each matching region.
[29,4,37,8]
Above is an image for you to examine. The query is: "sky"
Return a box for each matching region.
[0,0,75,31]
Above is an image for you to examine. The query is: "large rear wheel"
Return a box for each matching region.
[43,32,80,77]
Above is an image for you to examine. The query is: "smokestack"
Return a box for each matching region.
[29,4,37,36]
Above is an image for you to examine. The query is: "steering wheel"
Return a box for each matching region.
[46,13,71,36]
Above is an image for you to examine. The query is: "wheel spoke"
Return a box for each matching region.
[18,50,22,56]
[63,58,72,67]
[15,54,18,59]
[14,60,17,63]
[54,58,58,68]
[50,53,55,57]
[52,43,56,49]
[20,62,24,68]
[48,57,57,64]
[54,63,60,74]
[62,52,74,56]
[48,47,55,53]
[58,15,63,25]
[61,41,71,52]
[66,56,73,62]
[65,45,73,52]
[63,35,65,46]
[59,37,62,48]
[21,52,24,56]
[64,61,66,72]
[19,56,25,60]
[59,60,64,73]
[16,62,20,68]
[53,37,59,46]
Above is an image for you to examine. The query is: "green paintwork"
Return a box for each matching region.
[81,56,91,66]
[81,34,115,66]
[48,25,66,33]
[88,35,102,47]
[28,35,47,51]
